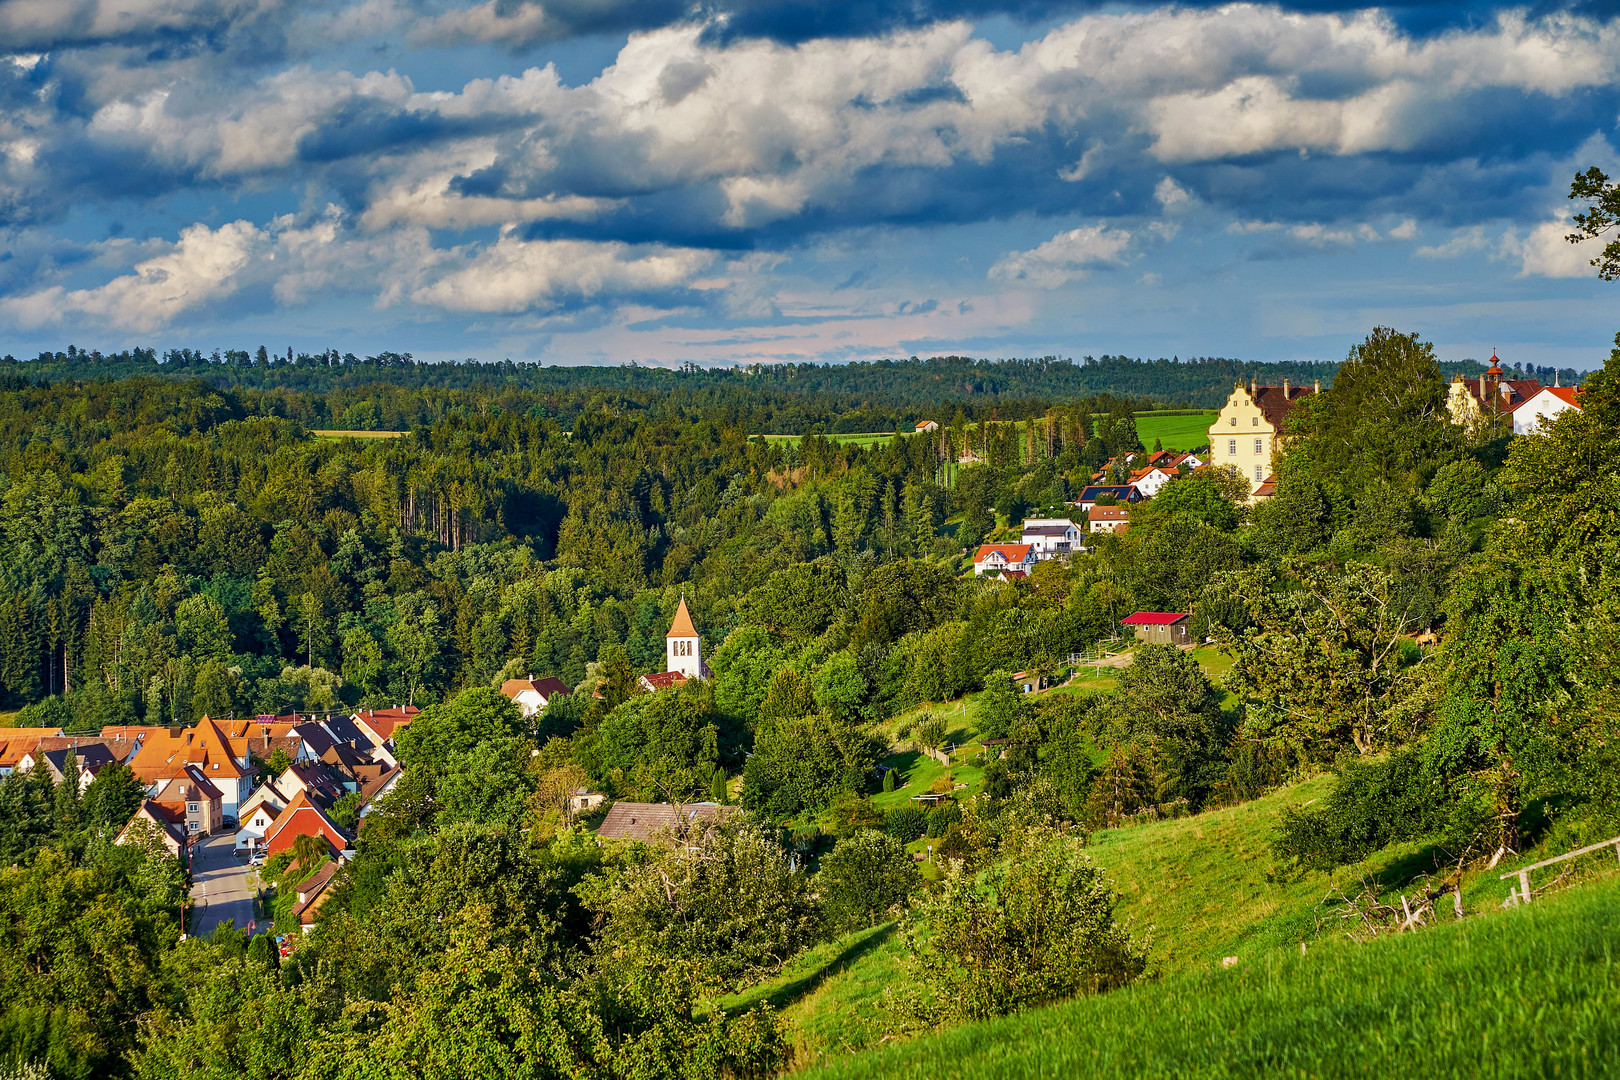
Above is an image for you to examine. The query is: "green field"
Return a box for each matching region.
[819,870,1620,1079]
[1134,410,1218,451]
[759,432,897,449]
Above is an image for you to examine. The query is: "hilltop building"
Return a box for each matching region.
[1207,379,1318,498]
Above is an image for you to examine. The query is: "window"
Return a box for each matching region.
[189,821,200,832]
[1254,438,1263,455]
[1229,417,1237,427]
[1228,439,1236,455]
[188,802,199,813]
[1252,416,1259,426]
[1255,465,1265,481]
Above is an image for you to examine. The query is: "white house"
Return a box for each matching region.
[973,543,1037,576]
[234,783,288,851]
[498,675,573,718]
[914,419,939,433]
[1126,467,1176,498]
[1019,518,1081,558]
[1088,505,1132,534]
[356,766,403,824]
[1512,386,1581,436]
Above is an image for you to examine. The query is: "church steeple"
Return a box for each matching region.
[665,595,702,679]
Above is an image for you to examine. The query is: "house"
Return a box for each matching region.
[914,419,939,433]
[275,762,352,809]
[1088,504,1131,534]
[351,706,419,749]
[1090,452,1142,482]
[1446,354,1542,434]
[1019,518,1081,558]
[498,675,573,718]
[594,801,736,843]
[263,790,350,858]
[1012,670,1049,694]
[1074,485,1144,513]
[1126,466,1177,498]
[1207,379,1318,497]
[151,766,225,838]
[234,784,289,851]
[1121,611,1193,646]
[116,800,190,861]
[0,728,67,775]
[1146,450,1204,471]
[995,569,1028,583]
[638,596,712,692]
[1512,385,1581,436]
[122,717,255,823]
[16,742,121,791]
[973,543,1037,576]
[355,766,403,825]
[570,789,606,816]
[290,861,341,933]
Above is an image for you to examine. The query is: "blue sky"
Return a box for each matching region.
[4,0,1620,369]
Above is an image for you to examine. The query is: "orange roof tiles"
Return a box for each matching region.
[666,595,698,639]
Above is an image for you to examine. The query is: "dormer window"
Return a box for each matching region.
[1252,417,1259,426]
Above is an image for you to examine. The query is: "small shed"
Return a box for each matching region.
[1011,671,1049,693]
[1120,611,1192,646]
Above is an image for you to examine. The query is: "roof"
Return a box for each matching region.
[1528,385,1582,409]
[974,543,1034,563]
[594,801,736,843]
[1253,477,1279,498]
[264,790,349,849]
[352,707,420,742]
[1120,611,1190,626]
[40,744,118,776]
[154,766,224,804]
[640,670,687,692]
[499,675,573,700]
[666,596,698,639]
[120,801,189,850]
[1088,504,1131,520]
[1250,384,1317,429]
[1078,485,1139,500]
[1020,524,1073,537]
[998,570,1028,580]
[359,764,401,802]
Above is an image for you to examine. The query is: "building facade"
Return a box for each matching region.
[1206,380,1318,497]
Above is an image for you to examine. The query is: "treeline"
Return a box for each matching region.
[0,349,1359,422]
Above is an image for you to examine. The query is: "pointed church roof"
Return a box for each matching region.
[666,596,698,639]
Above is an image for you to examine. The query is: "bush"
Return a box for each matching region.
[924,802,961,838]
[884,806,927,843]
[892,827,1149,1026]
[817,830,920,933]
[1271,749,1473,870]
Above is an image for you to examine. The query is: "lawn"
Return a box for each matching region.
[817,869,1620,1080]
[759,432,898,449]
[1134,410,1218,451]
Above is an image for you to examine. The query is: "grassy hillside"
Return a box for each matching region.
[729,760,1620,1071]
[819,869,1620,1079]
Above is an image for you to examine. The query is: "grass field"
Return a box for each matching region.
[819,871,1620,1079]
[1134,410,1218,451]
[759,432,898,449]
[310,429,405,440]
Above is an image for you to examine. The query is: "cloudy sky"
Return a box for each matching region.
[4,0,1620,368]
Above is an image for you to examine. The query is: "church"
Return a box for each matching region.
[637,595,712,692]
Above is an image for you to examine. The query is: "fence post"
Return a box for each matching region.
[1517,869,1532,905]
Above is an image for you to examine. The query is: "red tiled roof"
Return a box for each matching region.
[1544,386,1581,408]
[640,671,686,691]
[1252,384,1316,429]
[974,544,1033,562]
[499,676,572,700]
[1120,611,1190,625]
[1088,505,1130,520]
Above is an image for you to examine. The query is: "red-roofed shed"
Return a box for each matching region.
[1121,611,1192,646]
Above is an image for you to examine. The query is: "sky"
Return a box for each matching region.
[5,0,1620,369]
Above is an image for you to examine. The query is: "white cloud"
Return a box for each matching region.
[988,225,1134,288]
[1417,225,1490,259]
[1510,219,1606,278]
[2,220,265,331]
[413,233,715,313]
[0,0,288,49]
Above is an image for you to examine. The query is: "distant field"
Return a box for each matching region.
[1134,410,1217,450]
[760,432,897,449]
[310,429,405,440]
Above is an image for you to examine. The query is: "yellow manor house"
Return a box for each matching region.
[1207,379,1319,498]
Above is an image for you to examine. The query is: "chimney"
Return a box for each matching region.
[1248,378,1256,396]
[1283,379,1290,396]
[1313,379,1320,394]
[1479,375,1487,399]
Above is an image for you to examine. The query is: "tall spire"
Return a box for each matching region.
[666,594,698,639]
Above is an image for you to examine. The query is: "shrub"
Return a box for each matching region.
[1271,749,1475,870]
[884,806,927,843]
[924,802,961,838]
[817,830,920,933]
[881,768,896,793]
[893,828,1150,1026]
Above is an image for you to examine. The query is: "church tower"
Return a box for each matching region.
[665,595,702,680]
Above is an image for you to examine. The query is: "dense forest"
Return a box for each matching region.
[0,329,1616,1079]
[3,348,1569,431]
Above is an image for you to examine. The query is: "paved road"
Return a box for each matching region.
[189,833,258,938]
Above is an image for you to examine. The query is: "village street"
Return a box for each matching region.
[189,834,257,938]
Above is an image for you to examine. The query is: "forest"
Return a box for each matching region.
[0,330,1617,1079]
